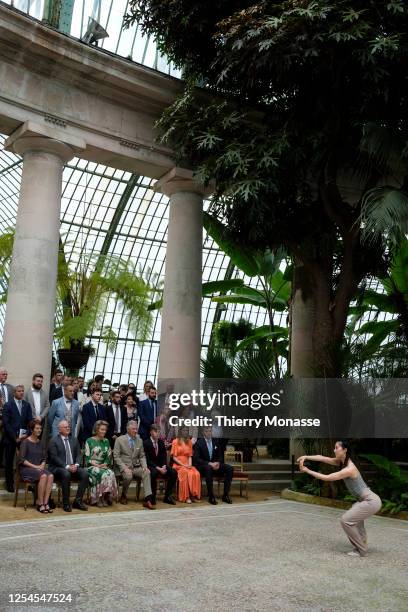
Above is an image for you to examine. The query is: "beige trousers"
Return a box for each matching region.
[340,488,382,556]
[121,467,152,499]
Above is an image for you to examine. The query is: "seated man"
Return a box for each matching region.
[113,420,155,509]
[81,388,106,444]
[47,420,89,512]
[193,426,233,505]
[143,424,177,505]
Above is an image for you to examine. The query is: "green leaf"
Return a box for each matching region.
[202,279,244,294]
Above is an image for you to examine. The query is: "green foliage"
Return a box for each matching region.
[125,0,407,376]
[56,251,153,351]
[360,453,408,513]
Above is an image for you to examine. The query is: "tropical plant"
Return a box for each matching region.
[203,212,290,377]
[0,227,13,305]
[360,454,408,514]
[56,250,154,352]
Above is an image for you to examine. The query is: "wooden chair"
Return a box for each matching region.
[216,450,249,499]
[13,471,37,511]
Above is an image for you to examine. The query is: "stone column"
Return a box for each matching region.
[155,168,211,393]
[1,130,75,389]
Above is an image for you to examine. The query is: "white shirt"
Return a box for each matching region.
[112,402,121,433]
[31,387,41,417]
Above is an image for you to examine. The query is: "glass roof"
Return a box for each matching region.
[0,135,289,388]
[3,0,180,76]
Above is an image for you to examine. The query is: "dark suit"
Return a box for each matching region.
[143,437,177,501]
[0,383,14,466]
[2,399,33,490]
[49,383,63,402]
[138,398,157,440]
[193,437,233,499]
[48,434,89,506]
[81,401,107,443]
[105,403,128,446]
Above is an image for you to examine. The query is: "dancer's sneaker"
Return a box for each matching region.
[346,551,361,557]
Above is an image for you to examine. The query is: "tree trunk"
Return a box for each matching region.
[289,263,315,377]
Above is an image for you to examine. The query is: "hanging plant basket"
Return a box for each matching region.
[57,345,93,371]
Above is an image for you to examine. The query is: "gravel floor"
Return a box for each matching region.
[0,499,407,612]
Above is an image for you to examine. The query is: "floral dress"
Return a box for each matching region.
[85,437,118,503]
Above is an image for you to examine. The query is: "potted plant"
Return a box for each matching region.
[55,249,155,374]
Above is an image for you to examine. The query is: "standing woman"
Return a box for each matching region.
[85,420,118,507]
[171,426,201,504]
[298,440,382,557]
[125,395,137,421]
[19,420,54,513]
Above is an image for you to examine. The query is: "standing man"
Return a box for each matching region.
[0,367,14,467]
[144,424,177,505]
[48,384,79,439]
[25,373,50,437]
[47,420,89,512]
[76,376,86,407]
[193,426,234,505]
[81,388,106,444]
[113,420,154,509]
[49,369,64,402]
[106,390,127,448]
[2,385,32,492]
[138,386,158,440]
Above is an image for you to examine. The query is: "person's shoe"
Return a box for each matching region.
[6,486,14,493]
[222,495,232,504]
[151,498,157,506]
[97,499,104,508]
[119,494,128,505]
[106,496,113,506]
[72,499,88,511]
[163,496,176,505]
[209,497,218,505]
[346,551,361,557]
[63,504,72,512]
[48,498,56,510]
[143,500,155,510]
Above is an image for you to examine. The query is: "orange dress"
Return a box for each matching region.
[171,438,201,502]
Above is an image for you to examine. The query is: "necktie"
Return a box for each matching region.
[154,441,158,455]
[151,400,156,420]
[17,400,22,416]
[207,440,213,459]
[63,437,73,465]
[129,437,135,450]
[0,385,5,402]
[94,404,99,419]
[115,405,120,432]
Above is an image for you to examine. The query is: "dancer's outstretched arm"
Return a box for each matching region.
[300,463,353,481]
[297,454,340,466]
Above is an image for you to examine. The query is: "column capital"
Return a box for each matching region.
[155,167,213,198]
[4,120,86,162]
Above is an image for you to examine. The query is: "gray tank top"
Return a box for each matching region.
[343,472,369,498]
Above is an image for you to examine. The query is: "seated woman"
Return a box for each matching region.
[85,420,118,507]
[170,426,201,504]
[19,420,54,514]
